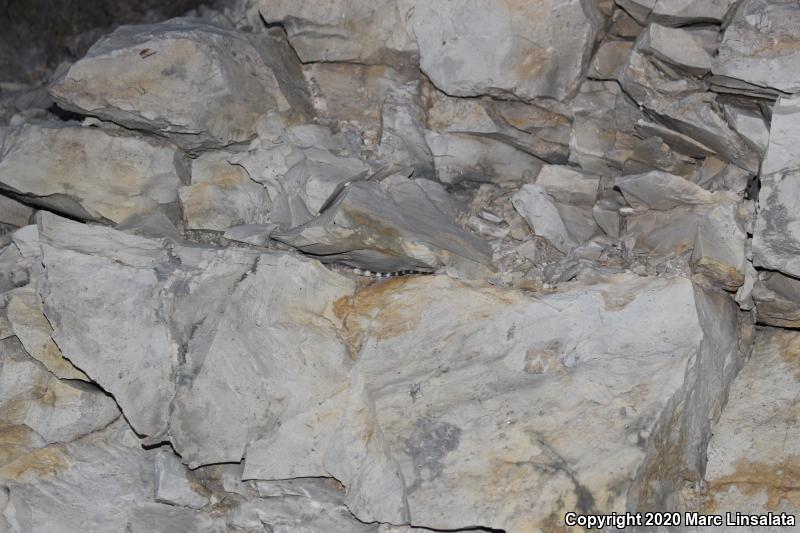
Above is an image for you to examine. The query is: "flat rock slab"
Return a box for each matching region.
[326,274,741,530]
[0,122,182,223]
[714,0,800,95]
[50,17,309,150]
[272,174,494,278]
[752,96,800,278]
[699,328,800,529]
[37,212,354,468]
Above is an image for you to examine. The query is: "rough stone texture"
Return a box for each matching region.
[233,119,372,230]
[272,174,494,278]
[752,96,800,278]
[412,0,603,101]
[326,274,742,530]
[512,184,576,254]
[691,204,747,291]
[697,328,800,527]
[50,18,311,150]
[255,0,417,64]
[714,0,800,96]
[616,0,738,25]
[639,24,715,75]
[0,122,183,223]
[752,272,800,329]
[179,149,272,231]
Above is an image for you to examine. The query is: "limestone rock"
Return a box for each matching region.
[698,329,800,525]
[0,420,228,533]
[179,149,271,232]
[639,24,716,75]
[256,0,417,64]
[234,121,372,229]
[535,165,601,243]
[6,286,88,381]
[752,96,800,278]
[0,122,183,223]
[0,196,33,248]
[714,0,800,96]
[691,203,747,291]
[50,18,310,150]
[412,0,603,101]
[616,0,738,25]
[0,336,119,446]
[153,449,210,509]
[326,274,742,530]
[752,272,800,329]
[615,171,730,211]
[425,131,544,185]
[273,174,494,278]
[426,90,571,164]
[588,40,635,80]
[512,184,576,254]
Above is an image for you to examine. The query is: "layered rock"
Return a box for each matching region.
[50,18,311,150]
[0,122,183,223]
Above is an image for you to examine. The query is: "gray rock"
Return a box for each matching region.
[153,449,210,509]
[721,103,770,155]
[425,131,544,185]
[535,165,601,243]
[0,420,227,533]
[255,0,417,64]
[273,174,495,278]
[752,272,800,329]
[412,0,603,101]
[616,0,738,25]
[179,149,272,232]
[639,24,716,75]
[615,170,732,211]
[426,90,571,164]
[691,203,747,291]
[697,329,800,525]
[714,0,800,96]
[512,184,576,254]
[6,286,89,381]
[588,40,635,80]
[234,120,372,229]
[325,274,742,530]
[37,212,356,468]
[0,196,33,229]
[0,336,119,445]
[752,96,800,278]
[50,18,310,150]
[0,122,183,224]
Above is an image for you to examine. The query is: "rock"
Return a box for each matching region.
[713,0,800,96]
[0,420,228,533]
[691,204,747,291]
[6,286,88,381]
[153,449,210,509]
[588,40,635,80]
[412,0,603,101]
[721,102,770,155]
[255,0,417,64]
[535,165,601,243]
[233,121,372,229]
[426,90,571,164]
[0,122,184,224]
[615,170,730,211]
[752,96,800,278]
[0,196,32,231]
[425,131,544,185]
[752,272,800,329]
[0,336,119,446]
[616,0,738,25]
[512,184,576,254]
[326,274,742,530]
[37,212,356,468]
[50,18,310,150]
[273,173,494,278]
[179,149,271,232]
[698,329,800,525]
[639,24,716,75]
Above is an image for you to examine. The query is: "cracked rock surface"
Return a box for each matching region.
[1,0,800,531]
